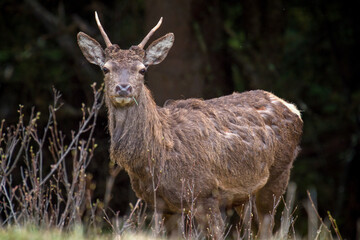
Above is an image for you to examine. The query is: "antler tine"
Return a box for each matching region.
[95,11,112,47]
[138,17,163,49]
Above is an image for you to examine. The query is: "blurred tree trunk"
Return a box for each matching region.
[145,0,205,105]
[144,0,230,105]
[191,0,233,99]
[235,0,286,90]
[145,0,286,104]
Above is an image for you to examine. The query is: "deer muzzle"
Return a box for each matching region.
[115,84,133,97]
[111,84,136,106]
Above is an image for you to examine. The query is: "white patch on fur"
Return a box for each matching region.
[224,132,238,139]
[268,94,301,118]
[256,107,273,115]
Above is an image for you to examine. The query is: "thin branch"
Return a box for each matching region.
[40,85,103,186]
[306,190,332,234]
[1,180,19,226]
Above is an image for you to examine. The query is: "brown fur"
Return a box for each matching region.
[77,25,303,239]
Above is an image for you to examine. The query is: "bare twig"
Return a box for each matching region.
[40,84,103,186]
[1,180,18,226]
[0,84,104,230]
[328,211,343,240]
[306,190,332,235]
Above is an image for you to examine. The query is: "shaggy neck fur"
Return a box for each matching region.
[106,86,172,174]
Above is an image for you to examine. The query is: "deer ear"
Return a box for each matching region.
[144,33,174,66]
[77,32,105,67]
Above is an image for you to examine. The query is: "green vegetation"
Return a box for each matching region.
[0,226,166,240]
[0,226,107,240]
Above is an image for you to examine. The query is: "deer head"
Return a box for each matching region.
[77,12,174,107]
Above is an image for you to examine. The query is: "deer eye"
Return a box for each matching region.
[139,68,146,75]
[102,67,110,74]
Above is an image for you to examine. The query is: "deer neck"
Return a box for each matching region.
[106,86,171,170]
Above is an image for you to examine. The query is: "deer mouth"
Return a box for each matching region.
[110,96,136,107]
[115,96,132,104]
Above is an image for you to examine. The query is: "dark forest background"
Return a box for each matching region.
[0,0,359,238]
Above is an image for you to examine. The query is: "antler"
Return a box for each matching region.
[138,17,163,49]
[95,11,112,47]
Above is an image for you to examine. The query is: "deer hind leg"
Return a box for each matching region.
[195,198,224,240]
[255,167,292,238]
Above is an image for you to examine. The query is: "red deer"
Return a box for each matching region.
[77,12,303,239]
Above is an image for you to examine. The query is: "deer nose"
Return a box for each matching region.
[115,84,133,96]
